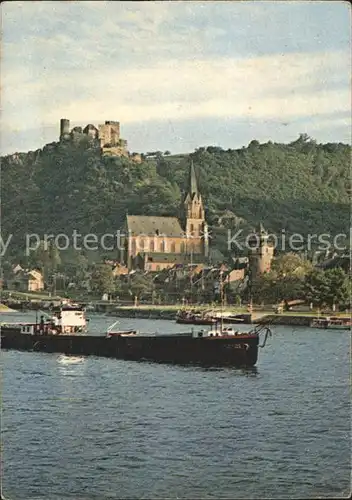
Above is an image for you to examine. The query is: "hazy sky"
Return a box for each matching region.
[1,1,351,155]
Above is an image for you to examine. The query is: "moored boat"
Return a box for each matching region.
[175,309,217,325]
[310,316,351,330]
[176,316,217,325]
[209,313,245,324]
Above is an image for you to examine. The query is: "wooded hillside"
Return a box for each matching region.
[1,133,350,261]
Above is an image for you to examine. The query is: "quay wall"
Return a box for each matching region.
[108,308,254,322]
[263,315,313,327]
[108,308,177,320]
[109,309,316,326]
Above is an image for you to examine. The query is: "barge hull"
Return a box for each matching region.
[0,330,258,367]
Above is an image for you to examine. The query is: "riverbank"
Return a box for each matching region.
[1,298,349,327]
[107,306,350,327]
[0,304,17,313]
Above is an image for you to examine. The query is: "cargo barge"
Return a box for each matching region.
[175,309,245,326]
[0,307,271,367]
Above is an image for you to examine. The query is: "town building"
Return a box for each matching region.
[248,223,274,279]
[6,268,44,292]
[123,160,209,271]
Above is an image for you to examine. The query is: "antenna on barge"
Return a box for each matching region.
[0,157,10,500]
[0,157,5,500]
[220,267,224,332]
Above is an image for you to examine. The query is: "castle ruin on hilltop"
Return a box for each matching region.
[59,118,141,162]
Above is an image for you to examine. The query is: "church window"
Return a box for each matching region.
[190,223,194,233]
[160,240,165,252]
[180,242,185,253]
[171,242,176,253]
[140,239,145,250]
[150,240,155,251]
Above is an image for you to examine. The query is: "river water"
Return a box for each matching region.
[1,312,350,499]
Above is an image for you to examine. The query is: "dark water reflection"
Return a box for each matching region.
[1,313,350,499]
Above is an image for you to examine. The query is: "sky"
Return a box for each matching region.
[1,1,351,155]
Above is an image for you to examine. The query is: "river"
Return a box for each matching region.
[1,312,350,499]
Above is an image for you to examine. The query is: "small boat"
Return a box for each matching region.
[210,313,245,324]
[105,320,139,338]
[175,309,217,325]
[310,316,351,330]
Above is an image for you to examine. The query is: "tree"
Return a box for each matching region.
[91,264,115,296]
[248,140,260,150]
[271,253,313,278]
[305,268,349,308]
[29,241,61,283]
[129,273,154,301]
[323,268,349,308]
[60,249,89,281]
[251,269,306,304]
[48,243,61,273]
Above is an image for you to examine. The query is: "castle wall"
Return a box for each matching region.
[83,124,98,139]
[130,153,142,163]
[102,146,128,157]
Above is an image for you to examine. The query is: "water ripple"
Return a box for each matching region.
[1,317,350,499]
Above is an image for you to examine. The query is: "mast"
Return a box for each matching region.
[220,268,224,332]
[190,247,193,304]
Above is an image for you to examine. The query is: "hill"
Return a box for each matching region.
[1,133,350,261]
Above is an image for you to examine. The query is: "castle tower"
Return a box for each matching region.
[183,159,208,256]
[98,121,121,147]
[60,118,70,141]
[248,223,274,279]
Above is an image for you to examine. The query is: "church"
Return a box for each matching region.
[122,160,209,271]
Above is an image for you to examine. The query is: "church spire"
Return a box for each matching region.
[182,157,206,255]
[189,159,199,197]
[258,222,266,235]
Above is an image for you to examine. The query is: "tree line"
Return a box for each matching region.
[1,134,350,265]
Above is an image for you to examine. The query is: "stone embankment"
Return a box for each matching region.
[257,314,313,327]
[109,307,176,320]
[0,304,17,313]
[108,308,318,326]
[109,308,349,327]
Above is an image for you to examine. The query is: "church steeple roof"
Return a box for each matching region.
[188,159,199,197]
[258,222,266,235]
